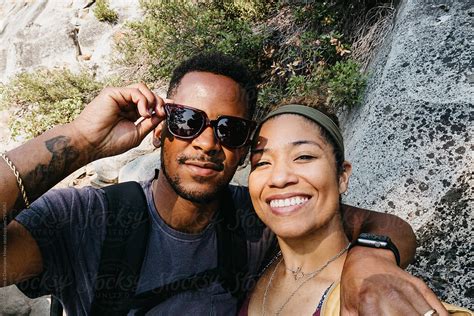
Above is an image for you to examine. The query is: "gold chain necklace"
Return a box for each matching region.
[261,243,350,316]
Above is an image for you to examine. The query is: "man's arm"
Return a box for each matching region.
[341,203,416,268]
[1,84,165,286]
[340,204,448,315]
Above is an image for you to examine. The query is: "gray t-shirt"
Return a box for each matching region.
[15,179,275,315]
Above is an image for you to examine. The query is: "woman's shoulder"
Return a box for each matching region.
[319,283,473,316]
[442,302,473,316]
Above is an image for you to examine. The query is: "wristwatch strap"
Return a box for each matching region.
[350,233,401,267]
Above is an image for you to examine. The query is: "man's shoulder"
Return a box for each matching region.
[39,184,105,204]
[226,184,270,242]
[15,184,107,231]
[227,184,253,216]
[228,184,250,202]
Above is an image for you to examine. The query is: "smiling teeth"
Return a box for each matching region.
[270,197,308,208]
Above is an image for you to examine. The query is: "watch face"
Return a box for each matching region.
[359,233,390,242]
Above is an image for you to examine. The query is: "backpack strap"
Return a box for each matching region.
[216,187,248,302]
[90,181,150,316]
[130,186,248,315]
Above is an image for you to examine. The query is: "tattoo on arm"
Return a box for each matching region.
[14,136,79,208]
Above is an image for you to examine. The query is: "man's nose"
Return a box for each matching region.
[191,125,221,154]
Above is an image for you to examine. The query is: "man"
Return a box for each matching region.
[0,53,447,315]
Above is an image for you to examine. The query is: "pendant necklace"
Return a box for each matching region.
[261,242,350,316]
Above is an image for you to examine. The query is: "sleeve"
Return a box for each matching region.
[14,186,108,300]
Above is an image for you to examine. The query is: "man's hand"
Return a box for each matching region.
[71,83,166,159]
[1,83,167,214]
[340,247,448,316]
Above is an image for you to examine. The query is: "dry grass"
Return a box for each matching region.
[351,4,396,71]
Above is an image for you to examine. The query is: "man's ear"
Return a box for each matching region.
[339,161,352,194]
[153,121,164,148]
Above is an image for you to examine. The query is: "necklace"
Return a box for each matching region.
[286,266,306,281]
[261,243,350,316]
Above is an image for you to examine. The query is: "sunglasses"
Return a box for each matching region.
[164,103,256,149]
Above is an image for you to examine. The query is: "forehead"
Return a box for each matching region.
[255,114,324,148]
[172,71,248,118]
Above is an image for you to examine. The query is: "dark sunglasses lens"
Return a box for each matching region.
[216,117,251,147]
[167,106,204,137]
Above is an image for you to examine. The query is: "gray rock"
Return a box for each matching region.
[0,285,31,316]
[340,0,473,308]
[92,133,156,186]
[119,149,161,183]
[230,164,250,187]
[0,0,141,83]
[28,297,51,316]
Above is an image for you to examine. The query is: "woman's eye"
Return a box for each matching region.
[252,160,270,169]
[296,155,315,161]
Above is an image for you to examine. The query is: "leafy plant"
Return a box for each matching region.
[94,0,119,24]
[115,1,268,82]
[4,0,378,139]
[1,69,105,138]
[327,60,366,109]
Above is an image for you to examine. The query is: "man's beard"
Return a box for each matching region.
[160,148,232,204]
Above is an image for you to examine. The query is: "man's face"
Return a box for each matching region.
[160,71,248,203]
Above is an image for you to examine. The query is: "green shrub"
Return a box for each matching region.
[3,1,373,138]
[116,0,369,118]
[116,1,268,82]
[1,69,104,138]
[94,0,118,24]
[327,60,366,109]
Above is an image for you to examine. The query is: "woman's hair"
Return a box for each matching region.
[268,95,345,176]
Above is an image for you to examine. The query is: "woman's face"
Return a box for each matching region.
[249,114,351,239]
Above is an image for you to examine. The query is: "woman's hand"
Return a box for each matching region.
[71,83,166,159]
[340,247,448,316]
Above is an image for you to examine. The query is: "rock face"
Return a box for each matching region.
[0,0,141,82]
[340,0,472,308]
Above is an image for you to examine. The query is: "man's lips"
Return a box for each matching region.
[185,161,223,170]
[265,193,311,216]
[184,161,224,176]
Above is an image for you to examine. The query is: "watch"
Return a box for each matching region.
[350,233,401,266]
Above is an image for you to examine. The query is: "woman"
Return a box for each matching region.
[240,102,472,315]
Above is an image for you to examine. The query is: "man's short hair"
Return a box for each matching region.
[167,52,258,118]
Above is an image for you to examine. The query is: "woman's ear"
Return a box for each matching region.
[153,121,164,148]
[338,161,352,194]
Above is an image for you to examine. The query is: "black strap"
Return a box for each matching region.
[130,187,248,315]
[215,187,248,301]
[90,181,150,316]
[20,180,247,315]
[49,295,63,316]
[132,268,221,315]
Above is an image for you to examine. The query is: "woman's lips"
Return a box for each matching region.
[267,194,311,216]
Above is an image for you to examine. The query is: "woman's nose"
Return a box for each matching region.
[269,161,298,188]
